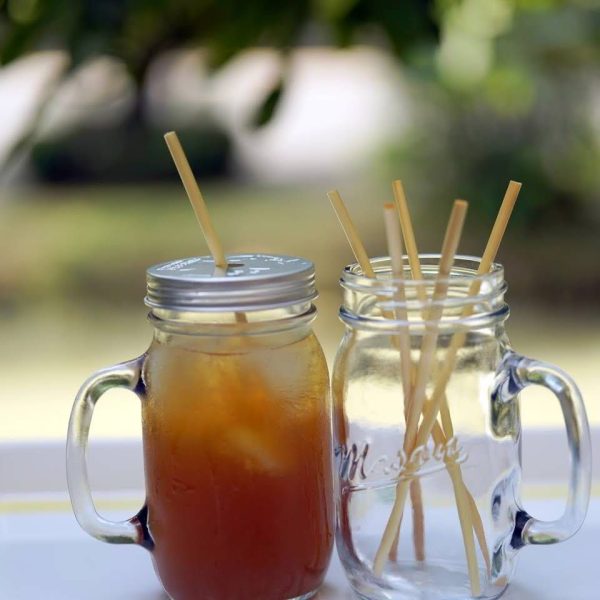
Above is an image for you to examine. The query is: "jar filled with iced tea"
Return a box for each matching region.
[67,254,334,600]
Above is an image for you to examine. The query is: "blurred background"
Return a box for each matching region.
[0,0,599,441]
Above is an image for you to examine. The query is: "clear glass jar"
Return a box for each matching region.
[332,255,591,600]
[67,255,334,600]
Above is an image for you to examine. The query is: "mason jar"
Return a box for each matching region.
[332,255,591,600]
[67,254,334,600]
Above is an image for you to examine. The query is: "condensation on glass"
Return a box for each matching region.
[67,254,334,600]
[333,255,591,600]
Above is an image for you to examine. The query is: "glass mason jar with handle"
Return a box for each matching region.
[333,255,591,600]
[67,254,334,600]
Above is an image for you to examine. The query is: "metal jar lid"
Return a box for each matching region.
[145,254,317,312]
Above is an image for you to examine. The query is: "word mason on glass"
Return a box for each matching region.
[336,436,468,484]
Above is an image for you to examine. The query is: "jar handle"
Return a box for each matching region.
[492,352,592,548]
[66,357,152,549]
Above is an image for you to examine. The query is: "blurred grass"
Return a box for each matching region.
[0,182,382,311]
[0,183,599,439]
[1,182,599,313]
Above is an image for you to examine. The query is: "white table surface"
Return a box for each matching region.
[1,498,598,600]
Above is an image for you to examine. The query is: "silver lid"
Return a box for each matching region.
[145,254,317,312]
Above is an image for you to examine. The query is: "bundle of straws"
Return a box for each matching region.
[328,180,521,596]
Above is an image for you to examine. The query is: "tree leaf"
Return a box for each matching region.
[250,78,285,128]
[0,22,40,64]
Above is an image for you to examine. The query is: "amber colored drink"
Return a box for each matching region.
[142,331,334,600]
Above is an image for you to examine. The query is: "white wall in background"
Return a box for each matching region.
[210,47,410,182]
[147,46,411,182]
[0,47,410,184]
[133,47,409,181]
[0,52,66,167]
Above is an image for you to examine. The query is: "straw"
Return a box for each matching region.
[417,180,521,447]
[405,181,520,590]
[392,180,426,286]
[383,204,425,561]
[373,199,468,577]
[164,131,228,270]
[392,180,491,574]
[378,180,521,582]
[383,204,412,398]
[164,131,248,327]
[327,191,375,278]
[392,180,456,431]
[328,190,425,561]
[330,182,521,589]
[402,200,468,452]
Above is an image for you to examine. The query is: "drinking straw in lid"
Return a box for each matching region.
[164,131,246,323]
[164,131,228,271]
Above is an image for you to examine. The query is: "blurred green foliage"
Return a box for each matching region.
[381,4,600,229]
[1,183,598,314]
[0,1,438,79]
[0,0,439,140]
[0,1,438,179]
[0,0,598,227]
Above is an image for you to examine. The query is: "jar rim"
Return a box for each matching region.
[339,254,508,331]
[341,254,504,291]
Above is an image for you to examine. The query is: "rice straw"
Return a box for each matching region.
[401,200,468,453]
[327,191,375,278]
[382,204,425,561]
[416,180,521,448]
[383,204,412,400]
[373,199,468,577]
[377,180,521,585]
[164,131,227,270]
[328,190,425,561]
[401,181,520,591]
[392,180,453,434]
[164,131,247,325]
[392,180,491,574]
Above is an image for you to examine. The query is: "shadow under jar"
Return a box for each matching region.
[67,254,334,600]
[332,255,591,600]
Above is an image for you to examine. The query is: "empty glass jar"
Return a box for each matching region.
[332,255,591,600]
